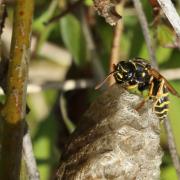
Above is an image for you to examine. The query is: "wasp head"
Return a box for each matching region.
[113,61,136,83]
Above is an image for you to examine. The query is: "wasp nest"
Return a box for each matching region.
[57,85,163,180]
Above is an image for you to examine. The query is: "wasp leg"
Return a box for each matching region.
[157,78,165,97]
[135,80,154,111]
[148,77,154,97]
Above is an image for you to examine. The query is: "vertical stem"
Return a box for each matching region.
[108,1,125,85]
[164,118,180,178]
[109,20,123,85]
[0,0,34,179]
[133,0,157,68]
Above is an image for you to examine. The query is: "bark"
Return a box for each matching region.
[57,85,163,180]
[0,0,34,179]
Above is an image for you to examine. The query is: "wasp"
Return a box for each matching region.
[95,58,180,120]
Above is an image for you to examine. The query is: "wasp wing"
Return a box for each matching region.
[149,68,180,98]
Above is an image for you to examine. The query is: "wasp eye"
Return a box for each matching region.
[127,72,133,78]
[124,71,133,80]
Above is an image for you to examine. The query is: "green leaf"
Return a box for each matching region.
[60,14,86,66]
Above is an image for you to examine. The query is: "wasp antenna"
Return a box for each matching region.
[95,71,116,90]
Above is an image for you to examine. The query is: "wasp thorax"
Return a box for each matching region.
[113,61,136,83]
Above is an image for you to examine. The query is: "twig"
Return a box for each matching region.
[81,9,105,82]
[132,0,157,68]
[0,0,34,179]
[1,66,180,95]
[163,118,180,178]
[23,129,40,180]
[59,94,75,134]
[157,0,180,38]
[133,0,180,178]
[0,66,179,95]
[0,79,94,95]
[109,20,123,85]
[161,68,180,80]
[44,0,83,25]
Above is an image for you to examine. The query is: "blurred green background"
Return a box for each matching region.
[3,0,180,179]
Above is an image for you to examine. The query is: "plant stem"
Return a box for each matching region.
[133,0,157,68]
[0,0,34,179]
[109,20,123,85]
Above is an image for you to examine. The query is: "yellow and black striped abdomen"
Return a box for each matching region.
[154,94,169,120]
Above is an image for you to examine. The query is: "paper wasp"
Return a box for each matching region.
[95,58,180,120]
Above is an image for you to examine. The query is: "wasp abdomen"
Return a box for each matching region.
[154,93,169,120]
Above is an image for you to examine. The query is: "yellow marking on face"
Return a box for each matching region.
[115,73,123,81]
[120,65,128,72]
[117,73,123,78]
[127,84,138,89]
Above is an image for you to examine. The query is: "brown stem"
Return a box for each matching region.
[163,118,180,179]
[0,0,34,179]
[108,20,123,85]
[157,0,180,38]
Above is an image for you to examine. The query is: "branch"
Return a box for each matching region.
[132,0,158,68]
[161,68,180,80]
[0,67,179,95]
[163,118,180,178]
[157,0,180,38]
[81,9,105,82]
[0,0,34,179]
[109,18,124,85]
[57,85,162,179]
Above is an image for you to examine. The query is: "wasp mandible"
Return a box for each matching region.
[95,58,180,120]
